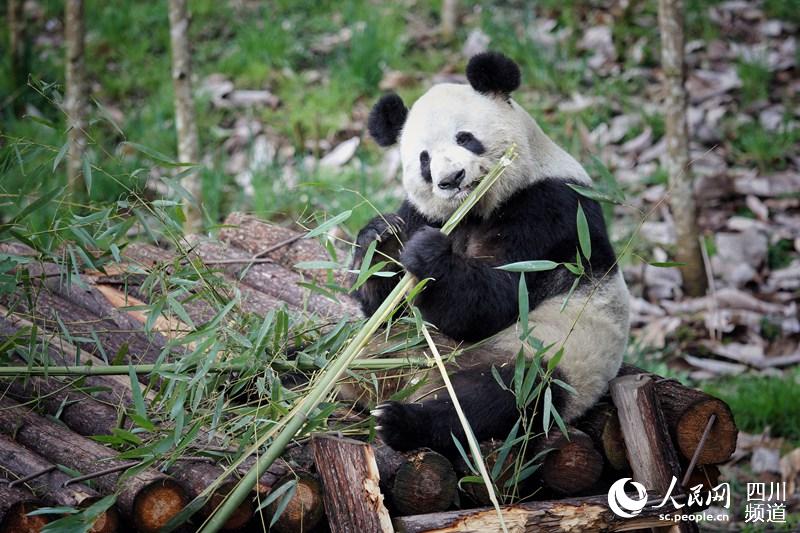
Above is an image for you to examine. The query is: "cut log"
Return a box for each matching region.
[187,237,350,318]
[394,492,678,532]
[0,311,145,403]
[536,427,604,495]
[0,282,167,367]
[0,311,140,405]
[576,402,630,472]
[311,435,392,533]
[220,212,357,291]
[0,483,49,533]
[0,397,187,533]
[170,461,253,531]
[0,435,119,533]
[262,472,325,533]
[3,374,121,437]
[611,374,697,533]
[374,444,457,515]
[619,364,737,464]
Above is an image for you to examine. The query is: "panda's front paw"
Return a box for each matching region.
[353,214,405,269]
[400,226,452,279]
[372,401,429,451]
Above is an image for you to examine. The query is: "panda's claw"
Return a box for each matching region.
[371,400,428,452]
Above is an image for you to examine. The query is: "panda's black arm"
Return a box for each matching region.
[400,226,520,341]
[352,201,436,316]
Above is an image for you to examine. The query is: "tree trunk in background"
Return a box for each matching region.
[441,0,458,41]
[168,0,202,233]
[8,0,27,117]
[658,0,707,297]
[64,0,88,197]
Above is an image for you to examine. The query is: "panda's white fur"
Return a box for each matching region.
[400,84,591,222]
[355,52,630,453]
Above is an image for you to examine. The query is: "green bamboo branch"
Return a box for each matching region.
[0,357,433,377]
[196,145,518,533]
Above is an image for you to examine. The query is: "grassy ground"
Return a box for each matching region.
[5,0,794,231]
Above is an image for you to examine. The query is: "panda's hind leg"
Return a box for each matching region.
[373,365,568,455]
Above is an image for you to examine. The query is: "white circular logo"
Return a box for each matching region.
[608,478,648,518]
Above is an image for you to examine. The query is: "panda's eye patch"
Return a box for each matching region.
[455,131,485,154]
[420,151,432,183]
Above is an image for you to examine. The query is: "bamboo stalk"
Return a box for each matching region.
[0,357,433,377]
[197,146,518,533]
[420,325,508,532]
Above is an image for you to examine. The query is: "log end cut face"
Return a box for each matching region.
[0,502,50,533]
[133,479,188,533]
[677,398,738,464]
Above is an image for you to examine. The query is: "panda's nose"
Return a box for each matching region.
[438,169,466,190]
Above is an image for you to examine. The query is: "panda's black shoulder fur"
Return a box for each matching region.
[398,177,618,342]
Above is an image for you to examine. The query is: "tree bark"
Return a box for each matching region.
[535,427,604,495]
[576,402,630,472]
[3,375,123,437]
[619,364,737,464]
[170,461,254,531]
[311,435,392,533]
[610,374,697,533]
[64,0,88,197]
[8,0,27,117]
[0,435,120,533]
[221,212,357,291]
[168,0,202,232]
[658,0,707,297]
[393,493,675,532]
[261,472,325,533]
[0,397,188,533]
[187,236,353,318]
[0,311,141,406]
[441,0,458,41]
[373,444,457,515]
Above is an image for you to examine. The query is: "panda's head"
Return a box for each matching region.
[368,52,589,222]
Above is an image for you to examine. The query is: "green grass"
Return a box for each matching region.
[1,0,797,238]
[701,367,800,444]
[738,60,773,105]
[730,121,800,172]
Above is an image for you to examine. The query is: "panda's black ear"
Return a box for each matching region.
[367,93,408,147]
[466,52,521,97]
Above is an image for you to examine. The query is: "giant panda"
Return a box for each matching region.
[352,52,630,454]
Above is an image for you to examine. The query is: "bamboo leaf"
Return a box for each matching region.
[491,420,519,480]
[293,260,341,270]
[305,210,351,239]
[567,183,622,205]
[53,142,69,172]
[128,366,148,421]
[576,202,591,260]
[518,274,529,339]
[649,261,686,268]
[542,386,552,436]
[82,157,93,194]
[497,260,559,272]
[547,346,564,373]
[560,277,581,312]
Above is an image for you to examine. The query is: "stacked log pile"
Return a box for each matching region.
[0,213,738,532]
